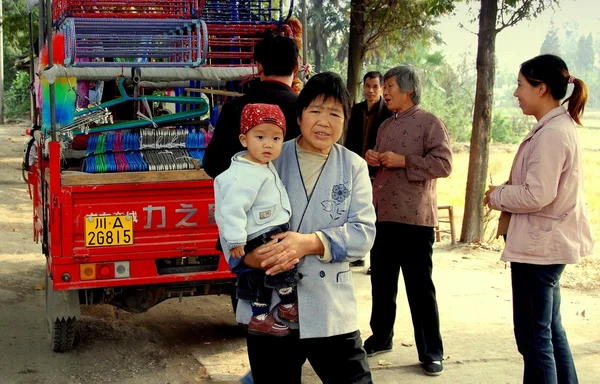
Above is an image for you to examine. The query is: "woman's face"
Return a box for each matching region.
[383,77,415,113]
[297,96,345,155]
[513,72,542,116]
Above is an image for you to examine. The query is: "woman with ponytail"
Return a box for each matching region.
[484,54,594,384]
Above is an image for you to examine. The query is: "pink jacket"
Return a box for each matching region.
[490,106,594,265]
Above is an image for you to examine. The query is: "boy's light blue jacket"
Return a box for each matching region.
[214,152,292,271]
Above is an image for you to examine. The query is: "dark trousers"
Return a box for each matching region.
[235,223,298,303]
[511,262,578,384]
[236,266,299,303]
[368,221,443,363]
[246,330,372,384]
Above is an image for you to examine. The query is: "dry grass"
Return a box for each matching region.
[438,112,600,292]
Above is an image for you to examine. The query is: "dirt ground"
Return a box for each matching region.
[0,121,599,384]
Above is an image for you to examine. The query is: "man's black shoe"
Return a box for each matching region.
[366,267,371,275]
[422,361,444,376]
[364,344,393,357]
[363,338,393,357]
[350,260,365,267]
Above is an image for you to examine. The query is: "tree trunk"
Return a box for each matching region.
[347,0,366,104]
[312,30,322,73]
[460,0,497,243]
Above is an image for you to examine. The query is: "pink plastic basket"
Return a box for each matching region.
[53,0,197,23]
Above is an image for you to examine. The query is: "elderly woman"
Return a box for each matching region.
[233,72,377,384]
[364,65,452,376]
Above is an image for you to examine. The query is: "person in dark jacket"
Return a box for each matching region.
[203,34,301,178]
[344,71,391,270]
[344,71,392,171]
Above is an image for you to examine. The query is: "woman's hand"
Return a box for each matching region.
[259,231,324,276]
[379,151,406,168]
[365,150,381,167]
[483,185,497,209]
[243,238,297,273]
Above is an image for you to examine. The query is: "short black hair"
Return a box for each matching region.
[296,72,351,124]
[253,33,299,77]
[363,71,383,84]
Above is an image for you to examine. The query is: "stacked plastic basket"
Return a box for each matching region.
[54,0,293,68]
[198,0,293,66]
[54,0,204,67]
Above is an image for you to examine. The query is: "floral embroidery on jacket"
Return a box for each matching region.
[321,183,350,221]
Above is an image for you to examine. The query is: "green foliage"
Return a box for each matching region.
[537,21,600,108]
[303,0,349,73]
[575,34,595,74]
[496,0,557,31]
[4,72,32,118]
[364,0,456,55]
[2,1,38,91]
[490,112,530,144]
[540,21,562,56]
[422,86,473,142]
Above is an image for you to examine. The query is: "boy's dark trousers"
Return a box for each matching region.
[235,223,300,302]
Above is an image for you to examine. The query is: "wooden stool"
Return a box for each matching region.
[435,205,456,245]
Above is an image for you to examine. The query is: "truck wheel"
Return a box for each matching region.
[50,318,76,352]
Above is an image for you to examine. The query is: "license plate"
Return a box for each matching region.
[85,215,134,247]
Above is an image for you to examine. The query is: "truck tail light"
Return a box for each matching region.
[96,263,115,279]
[79,261,130,281]
[114,261,130,278]
[80,264,96,281]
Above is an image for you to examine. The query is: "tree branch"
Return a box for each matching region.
[496,0,534,34]
[458,22,478,36]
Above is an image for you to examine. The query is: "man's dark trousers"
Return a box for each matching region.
[368,221,443,363]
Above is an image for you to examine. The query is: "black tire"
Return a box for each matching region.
[50,318,76,352]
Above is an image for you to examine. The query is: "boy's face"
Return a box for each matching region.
[297,96,345,155]
[239,123,284,164]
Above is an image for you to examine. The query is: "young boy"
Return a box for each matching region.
[214,103,299,336]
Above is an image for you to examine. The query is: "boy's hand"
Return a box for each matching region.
[230,246,245,258]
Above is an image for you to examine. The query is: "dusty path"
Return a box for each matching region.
[0,122,599,384]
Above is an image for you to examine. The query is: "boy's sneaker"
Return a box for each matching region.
[248,313,290,337]
[277,303,298,322]
[422,361,444,376]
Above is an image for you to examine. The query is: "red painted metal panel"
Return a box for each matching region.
[65,179,219,257]
[35,143,236,293]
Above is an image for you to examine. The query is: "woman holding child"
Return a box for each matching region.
[228,72,376,384]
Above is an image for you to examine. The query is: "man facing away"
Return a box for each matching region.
[203,33,301,179]
[344,71,392,270]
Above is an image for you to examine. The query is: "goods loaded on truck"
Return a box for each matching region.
[25,0,297,352]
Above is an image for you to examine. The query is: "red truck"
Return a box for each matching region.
[29,140,236,352]
[27,0,292,353]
